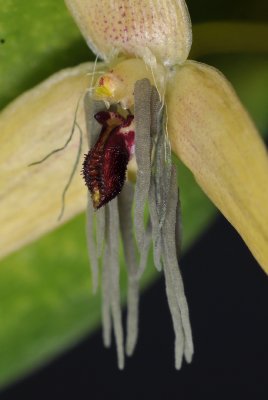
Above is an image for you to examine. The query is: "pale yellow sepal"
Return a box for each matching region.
[0,64,94,260]
[167,61,268,274]
[65,0,192,67]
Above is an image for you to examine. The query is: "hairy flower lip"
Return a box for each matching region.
[82,110,135,209]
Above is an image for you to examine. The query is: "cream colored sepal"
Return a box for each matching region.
[65,0,192,67]
[167,60,268,274]
[0,64,93,260]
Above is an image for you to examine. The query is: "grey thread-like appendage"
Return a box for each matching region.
[162,258,185,369]
[84,94,106,292]
[134,79,152,250]
[118,183,139,356]
[133,81,193,368]
[148,181,162,271]
[147,87,171,271]
[86,193,98,294]
[96,207,105,258]
[162,166,194,366]
[84,94,124,367]
[153,110,172,255]
[149,87,165,270]
[108,199,124,369]
[102,233,112,348]
[84,86,192,370]
[137,219,152,279]
[156,130,172,234]
[175,187,183,261]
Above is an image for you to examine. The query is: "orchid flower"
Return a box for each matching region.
[0,0,268,371]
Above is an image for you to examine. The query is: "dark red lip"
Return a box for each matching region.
[82,111,135,209]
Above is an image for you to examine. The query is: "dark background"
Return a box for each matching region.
[1,214,267,399]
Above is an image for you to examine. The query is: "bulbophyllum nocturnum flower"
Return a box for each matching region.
[0,0,268,369]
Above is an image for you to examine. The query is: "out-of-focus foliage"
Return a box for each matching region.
[0,0,90,109]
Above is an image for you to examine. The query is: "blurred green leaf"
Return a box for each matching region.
[0,0,90,109]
